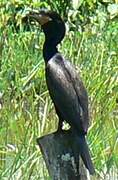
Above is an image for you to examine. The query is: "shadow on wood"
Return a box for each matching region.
[37,130,90,180]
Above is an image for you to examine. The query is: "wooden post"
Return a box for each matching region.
[37,130,90,180]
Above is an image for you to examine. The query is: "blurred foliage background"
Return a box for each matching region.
[0,0,118,179]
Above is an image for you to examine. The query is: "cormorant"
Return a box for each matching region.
[28,10,95,174]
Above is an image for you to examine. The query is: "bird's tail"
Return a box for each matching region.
[77,135,95,175]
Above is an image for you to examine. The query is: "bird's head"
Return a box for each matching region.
[28,9,66,46]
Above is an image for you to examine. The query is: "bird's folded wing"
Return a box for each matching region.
[64,60,90,133]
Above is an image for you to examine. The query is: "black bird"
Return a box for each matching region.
[28,10,95,174]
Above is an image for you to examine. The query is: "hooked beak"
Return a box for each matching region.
[28,11,52,25]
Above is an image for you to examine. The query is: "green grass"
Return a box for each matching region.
[0,19,118,179]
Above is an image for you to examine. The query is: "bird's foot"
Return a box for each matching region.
[56,121,63,133]
[56,126,63,133]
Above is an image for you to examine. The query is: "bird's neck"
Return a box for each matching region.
[43,41,58,63]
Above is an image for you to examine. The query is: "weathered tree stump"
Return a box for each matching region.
[37,130,90,180]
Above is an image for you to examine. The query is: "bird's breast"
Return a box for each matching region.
[46,58,74,98]
[45,58,79,116]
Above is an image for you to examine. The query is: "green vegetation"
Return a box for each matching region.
[0,0,118,179]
